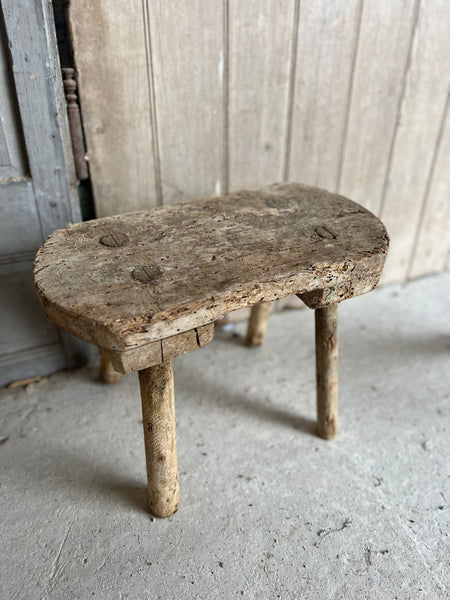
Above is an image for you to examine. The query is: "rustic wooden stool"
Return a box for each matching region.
[34,183,388,518]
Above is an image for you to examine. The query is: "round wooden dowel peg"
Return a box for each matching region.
[315,304,338,440]
[138,361,179,518]
[99,350,123,384]
[246,301,272,347]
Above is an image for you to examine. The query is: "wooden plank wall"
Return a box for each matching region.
[69,0,450,284]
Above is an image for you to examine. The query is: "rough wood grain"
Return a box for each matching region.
[298,278,379,310]
[288,0,360,189]
[315,304,338,440]
[228,0,295,190]
[34,183,388,352]
[246,302,272,347]
[380,0,450,284]
[106,324,214,374]
[138,361,179,518]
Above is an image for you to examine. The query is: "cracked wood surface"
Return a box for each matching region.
[34,183,389,352]
[106,324,214,374]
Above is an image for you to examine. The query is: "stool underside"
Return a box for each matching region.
[34,183,388,351]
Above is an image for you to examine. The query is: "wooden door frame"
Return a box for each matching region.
[1,0,81,240]
[0,0,88,385]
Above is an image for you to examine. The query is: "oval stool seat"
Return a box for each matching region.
[34,183,388,352]
[34,183,389,518]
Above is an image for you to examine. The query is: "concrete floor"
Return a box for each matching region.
[0,273,449,600]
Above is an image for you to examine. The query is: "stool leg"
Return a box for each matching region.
[315,304,338,440]
[99,350,123,384]
[138,361,179,518]
[246,301,272,347]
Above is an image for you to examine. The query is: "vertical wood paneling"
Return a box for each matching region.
[338,0,417,215]
[69,2,450,284]
[409,94,450,278]
[148,0,224,204]
[379,0,450,284]
[228,0,295,191]
[69,0,157,216]
[288,0,360,190]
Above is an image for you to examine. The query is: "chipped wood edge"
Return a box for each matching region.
[298,257,385,309]
[106,323,214,374]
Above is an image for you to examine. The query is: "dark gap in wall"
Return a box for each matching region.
[53,0,96,222]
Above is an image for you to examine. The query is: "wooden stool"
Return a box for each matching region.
[34,183,388,518]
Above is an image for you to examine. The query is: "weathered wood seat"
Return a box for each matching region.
[34,183,389,517]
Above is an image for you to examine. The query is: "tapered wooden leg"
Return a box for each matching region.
[99,350,123,384]
[315,304,338,440]
[246,301,272,347]
[138,361,179,518]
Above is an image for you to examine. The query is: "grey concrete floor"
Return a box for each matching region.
[0,273,449,600]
